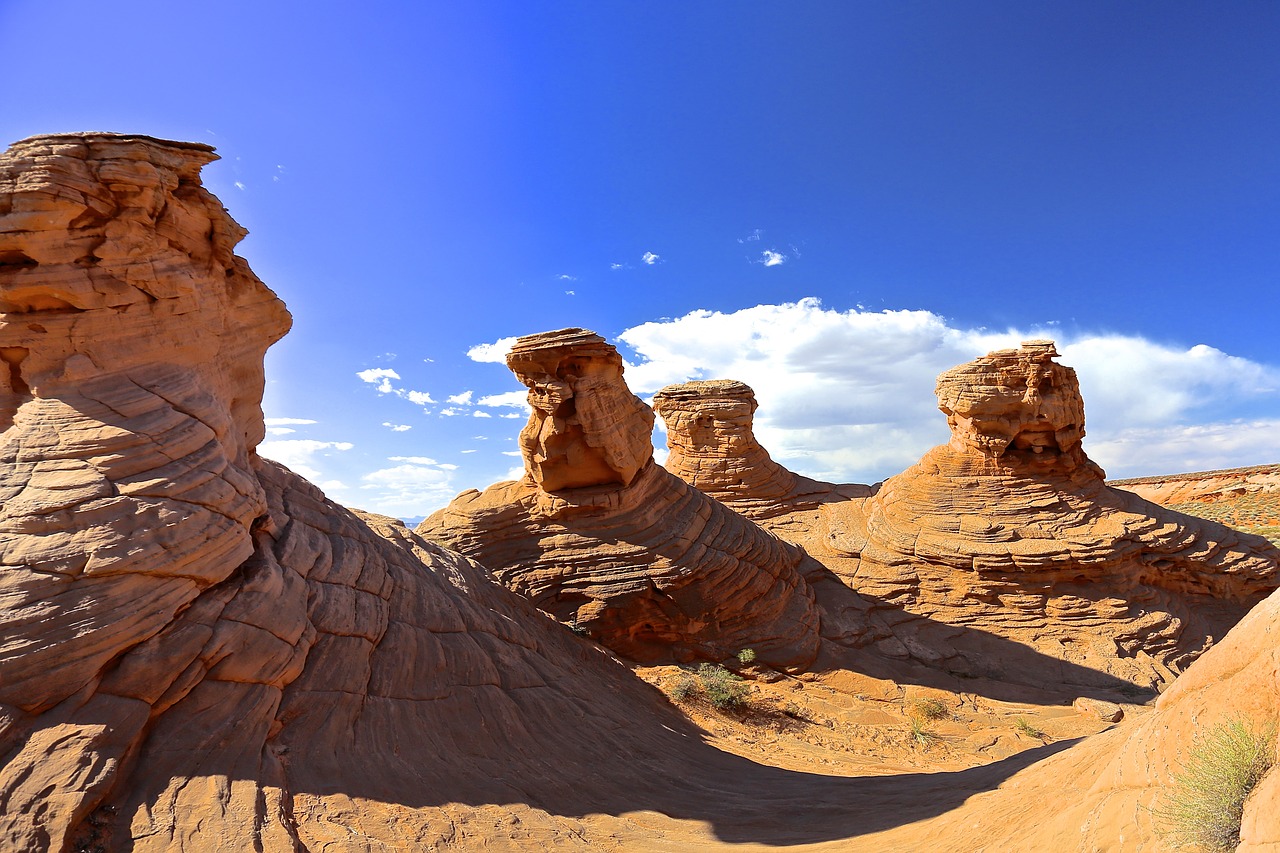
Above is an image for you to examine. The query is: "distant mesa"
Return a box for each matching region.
[418,328,823,669]
[653,378,871,519]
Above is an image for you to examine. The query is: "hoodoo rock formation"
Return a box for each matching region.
[653,379,869,518]
[419,330,823,667]
[807,340,1279,687]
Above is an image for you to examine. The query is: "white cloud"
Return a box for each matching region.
[738,229,763,244]
[266,427,296,436]
[642,251,660,265]
[356,368,401,394]
[618,298,1280,483]
[234,181,246,191]
[473,411,493,418]
[460,449,477,454]
[447,390,474,405]
[610,263,625,271]
[357,463,457,518]
[556,274,577,281]
[504,465,526,481]
[501,412,523,419]
[382,422,412,432]
[760,250,786,267]
[440,408,460,417]
[565,290,576,296]
[258,439,354,481]
[467,336,519,364]
[265,417,317,426]
[502,450,522,456]
[406,390,435,405]
[477,390,529,409]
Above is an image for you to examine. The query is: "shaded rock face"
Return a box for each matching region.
[654,379,862,518]
[810,341,1280,686]
[420,330,822,668]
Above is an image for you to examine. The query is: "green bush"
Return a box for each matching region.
[908,717,938,749]
[908,697,949,722]
[1014,717,1046,740]
[737,648,757,665]
[1155,715,1277,852]
[697,663,750,711]
[669,672,698,702]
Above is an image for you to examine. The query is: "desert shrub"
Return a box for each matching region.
[697,663,750,711]
[737,648,757,665]
[908,697,949,722]
[908,717,938,749]
[669,672,698,702]
[1154,715,1277,852]
[1014,717,1046,740]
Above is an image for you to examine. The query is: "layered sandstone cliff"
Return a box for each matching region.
[418,330,822,668]
[653,379,867,518]
[801,341,1279,687]
[1112,463,1280,547]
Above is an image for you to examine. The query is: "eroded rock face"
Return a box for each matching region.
[0,134,821,852]
[420,330,822,668]
[654,379,862,518]
[803,341,1279,687]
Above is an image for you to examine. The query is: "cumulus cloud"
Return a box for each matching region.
[476,390,529,409]
[440,408,460,417]
[760,250,786,267]
[473,411,492,418]
[617,298,1280,482]
[447,390,474,405]
[406,390,435,405]
[356,368,401,394]
[642,251,660,265]
[382,422,412,432]
[467,336,519,363]
[357,462,456,518]
[258,439,354,481]
[500,412,523,419]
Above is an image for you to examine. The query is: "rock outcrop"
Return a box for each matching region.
[805,341,1279,687]
[419,329,822,668]
[653,379,867,518]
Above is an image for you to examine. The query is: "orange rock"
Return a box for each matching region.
[653,379,870,518]
[800,341,1279,688]
[419,330,823,668]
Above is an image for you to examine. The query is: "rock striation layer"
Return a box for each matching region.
[653,379,866,518]
[419,330,822,668]
[806,341,1279,687]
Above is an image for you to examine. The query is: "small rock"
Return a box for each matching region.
[1073,697,1124,723]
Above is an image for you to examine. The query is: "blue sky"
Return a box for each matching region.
[4,1,1278,519]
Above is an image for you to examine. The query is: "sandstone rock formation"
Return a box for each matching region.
[419,329,822,668]
[653,379,868,518]
[803,341,1279,688]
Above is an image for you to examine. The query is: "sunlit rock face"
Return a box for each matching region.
[0,133,292,713]
[804,341,1280,688]
[420,330,822,668]
[509,328,654,491]
[653,379,862,519]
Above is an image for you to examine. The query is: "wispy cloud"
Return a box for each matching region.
[610,262,625,271]
[556,274,577,281]
[738,228,763,244]
[265,417,317,426]
[266,427,296,436]
[382,422,412,432]
[618,298,1280,482]
[642,251,660,265]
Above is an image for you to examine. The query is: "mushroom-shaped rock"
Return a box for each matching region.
[809,341,1279,688]
[654,379,866,518]
[419,330,823,668]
